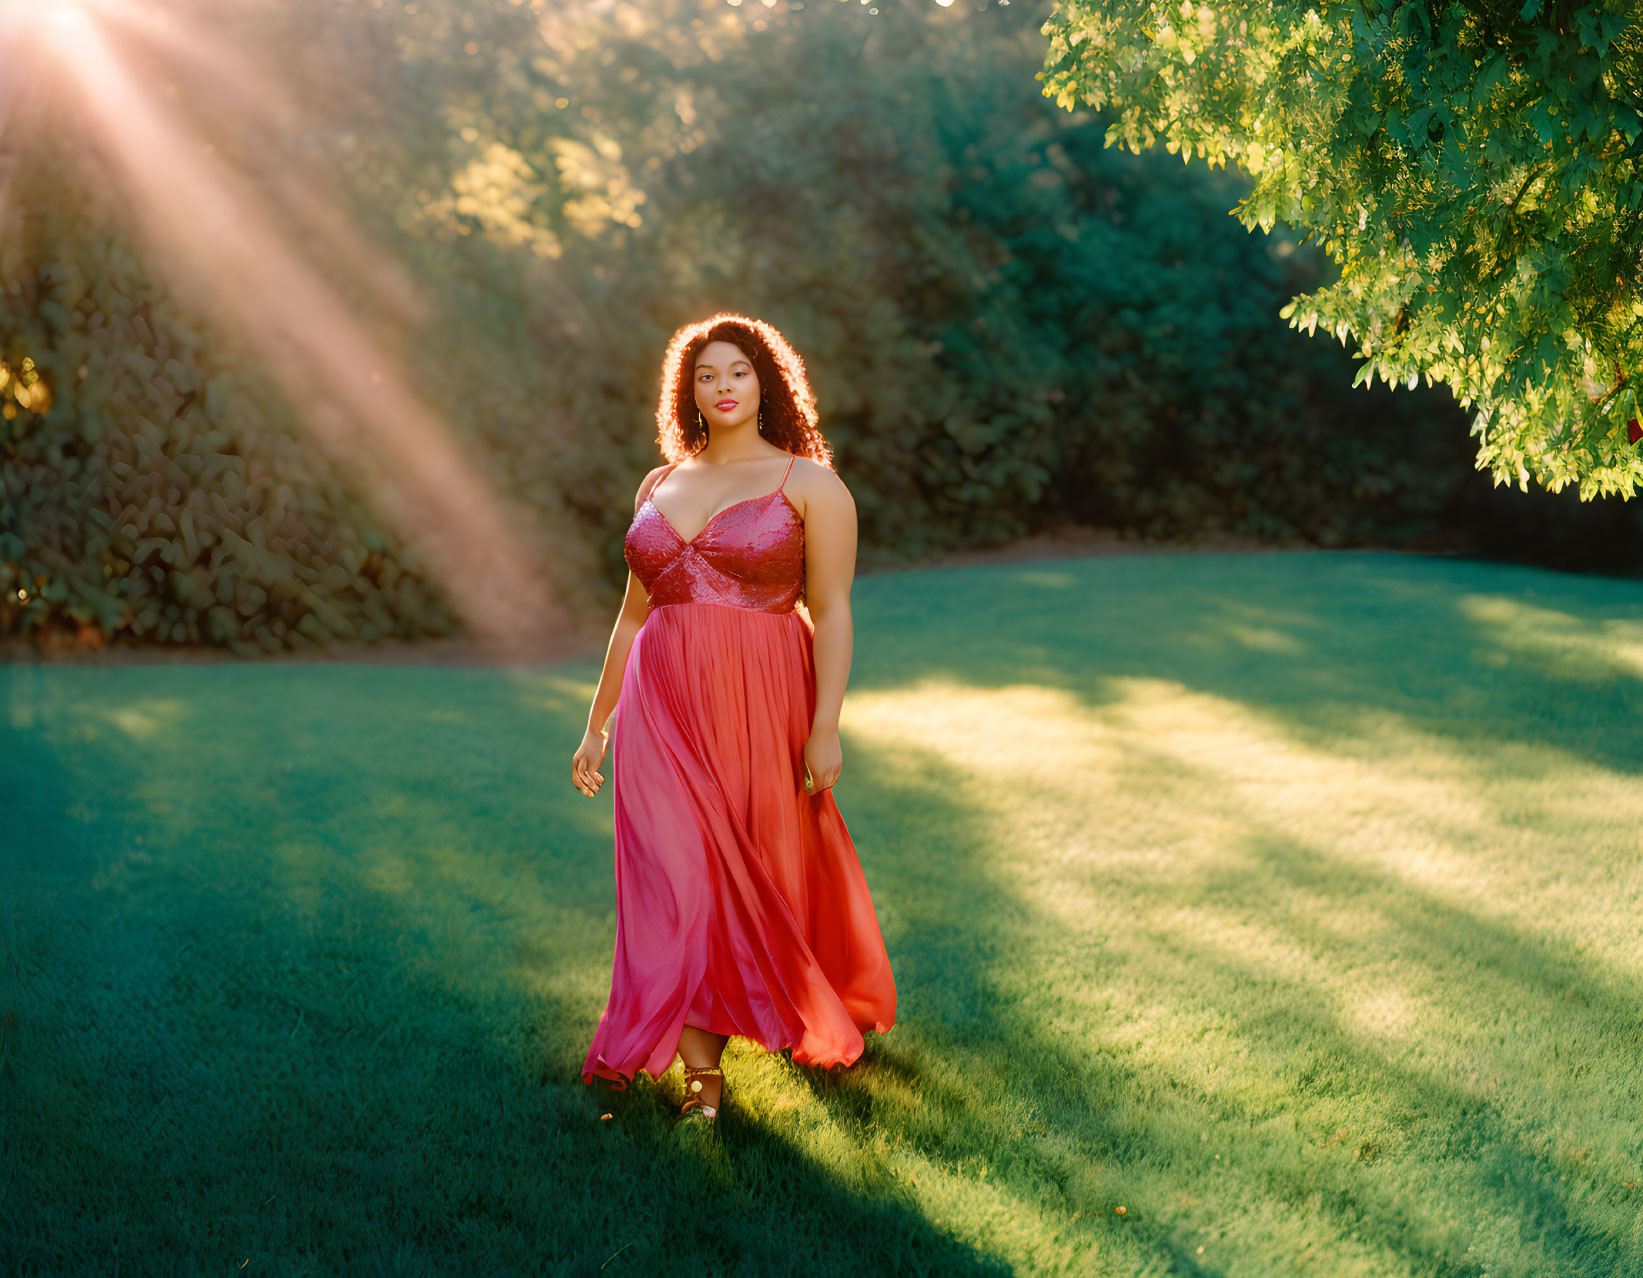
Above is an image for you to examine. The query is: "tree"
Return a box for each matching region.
[1038,0,1643,499]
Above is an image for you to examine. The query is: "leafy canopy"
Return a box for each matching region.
[1038,0,1643,498]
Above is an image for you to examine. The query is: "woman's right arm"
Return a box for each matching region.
[571,468,665,797]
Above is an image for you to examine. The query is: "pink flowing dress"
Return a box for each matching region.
[581,452,897,1088]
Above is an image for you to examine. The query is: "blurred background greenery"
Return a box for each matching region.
[3,0,1639,656]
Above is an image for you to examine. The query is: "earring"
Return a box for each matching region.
[698,409,706,432]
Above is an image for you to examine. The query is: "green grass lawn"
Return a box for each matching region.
[6,550,1643,1277]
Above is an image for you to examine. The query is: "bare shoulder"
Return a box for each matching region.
[633,463,672,514]
[788,454,854,521]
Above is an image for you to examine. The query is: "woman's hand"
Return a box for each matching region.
[803,726,843,795]
[572,728,608,797]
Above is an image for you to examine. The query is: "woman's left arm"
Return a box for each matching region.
[798,463,858,794]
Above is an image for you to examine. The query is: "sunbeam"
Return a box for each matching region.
[3,0,560,656]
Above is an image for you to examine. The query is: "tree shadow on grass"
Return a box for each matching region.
[1119,831,1642,1275]
[851,551,1643,777]
[1206,835,1643,1274]
[772,722,1643,1277]
[0,669,1009,1278]
[12,573,1643,1278]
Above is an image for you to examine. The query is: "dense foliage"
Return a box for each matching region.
[4,0,1623,653]
[0,171,454,655]
[1040,0,1643,498]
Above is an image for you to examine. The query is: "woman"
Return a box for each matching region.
[571,312,897,1124]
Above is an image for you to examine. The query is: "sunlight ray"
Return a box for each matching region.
[846,677,1643,975]
[6,0,557,653]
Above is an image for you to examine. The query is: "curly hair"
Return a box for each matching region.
[654,313,834,467]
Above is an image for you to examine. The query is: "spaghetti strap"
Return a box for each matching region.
[644,462,678,506]
[589,441,894,1091]
[645,455,789,513]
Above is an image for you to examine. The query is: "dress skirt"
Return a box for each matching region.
[581,600,897,1087]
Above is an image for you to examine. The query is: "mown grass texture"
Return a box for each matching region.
[5,550,1643,1276]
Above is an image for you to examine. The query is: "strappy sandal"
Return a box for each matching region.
[679,1065,724,1122]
